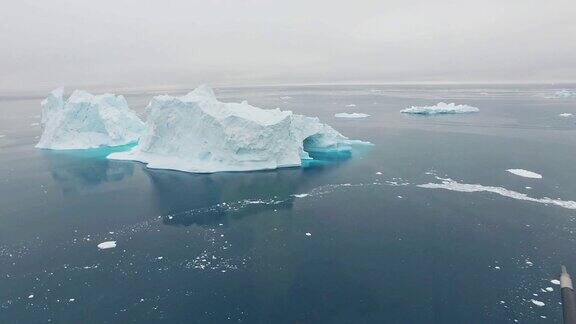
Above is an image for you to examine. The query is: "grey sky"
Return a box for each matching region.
[1,0,575,92]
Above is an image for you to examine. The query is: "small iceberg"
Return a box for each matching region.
[506,169,542,179]
[97,241,117,250]
[334,113,370,118]
[109,85,371,173]
[401,102,479,115]
[36,88,145,150]
[559,113,573,117]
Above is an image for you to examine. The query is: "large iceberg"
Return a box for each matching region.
[108,85,370,173]
[36,88,145,149]
[400,102,479,115]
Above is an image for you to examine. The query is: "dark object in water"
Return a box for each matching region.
[561,265,576,324]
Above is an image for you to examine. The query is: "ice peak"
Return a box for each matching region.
[181,84,216,102]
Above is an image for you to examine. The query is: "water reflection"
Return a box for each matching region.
[41,146,135,195]
[145,161,346,227]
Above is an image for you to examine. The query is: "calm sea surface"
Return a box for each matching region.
[1,85,576,323]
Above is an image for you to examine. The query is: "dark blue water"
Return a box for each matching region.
[1,85,576,323]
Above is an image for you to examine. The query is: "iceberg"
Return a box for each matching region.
[400,102,479,115]
[108,85,370,173]
[334,113,370,118]
[553,90,576,99]
[506,169,542,179]
[36,88,145,150]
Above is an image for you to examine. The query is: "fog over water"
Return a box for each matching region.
[1,0,575,92]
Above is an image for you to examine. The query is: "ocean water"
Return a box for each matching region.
[1,84,576,323]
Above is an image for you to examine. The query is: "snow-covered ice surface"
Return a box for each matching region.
[109,85,371,173]
[334,113,370,118]
[418,177,576,210]
[36,88,145,150]
[400,102,479,115]
[506,169,542,179]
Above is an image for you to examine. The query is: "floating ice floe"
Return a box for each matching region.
[97,241,117,250]
[334,113,370,118]
[345,104,357,107]
[109,85,371,173]
[400,102,479,115]
[530,299,545,307]
[551,279,561,285]
[293,193,309,198]
[506,169,542,179]
[418,177,576,210]
[559,113,573,117]
[36,88,144,150]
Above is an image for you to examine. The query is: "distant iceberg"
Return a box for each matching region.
[400,102,479,115]
[334,113,370,118]
[108,85,370,173]
[506,169,542,179]
[559,113,573,117]
[553,90,576,99]
[36,88,145,150]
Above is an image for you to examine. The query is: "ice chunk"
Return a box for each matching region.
[97,241,117,250]
[506,169,542,179]
[36,88,145,150]
[294,193,309,198]
[418,177,576,210]
[530,299,545,307]
[401,102,479,115]
[108,85,370,173]
[551,279,560,285]
[334,113,370,118]
[345,104,357,107]
[559,113,573,117]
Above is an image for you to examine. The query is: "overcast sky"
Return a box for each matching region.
[1,0,575,92]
